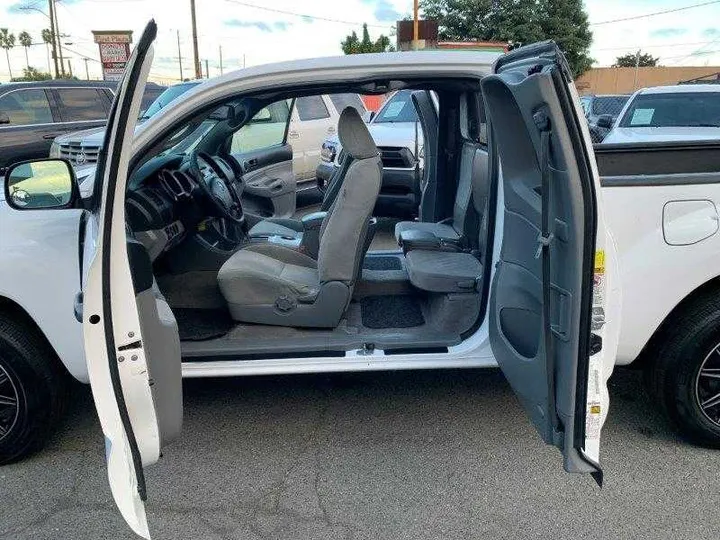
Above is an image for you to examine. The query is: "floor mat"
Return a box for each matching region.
[360,295,425,329]
[363,255,403,271]
[174,308,234,341]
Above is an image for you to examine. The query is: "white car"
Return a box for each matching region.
[601,84,720,144]
[1,26,618,537]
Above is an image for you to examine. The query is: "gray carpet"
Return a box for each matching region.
[360,295,425,329]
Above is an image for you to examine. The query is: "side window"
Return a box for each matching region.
[296,95,330,121]
[0,89,53,126]
[231,99,291,153]
[328,93,365,115]
[54,88,108,122]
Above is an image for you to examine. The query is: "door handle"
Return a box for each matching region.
[43,133,63,140]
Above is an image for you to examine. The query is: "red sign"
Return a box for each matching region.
[92,30,133,81]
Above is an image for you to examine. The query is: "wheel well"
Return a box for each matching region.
[634,277,720,369]
[0,296,70,378]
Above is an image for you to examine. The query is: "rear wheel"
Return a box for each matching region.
[0,315,68,465]
[646,295,720,447]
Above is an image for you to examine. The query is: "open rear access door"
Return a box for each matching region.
[483,41,613,483]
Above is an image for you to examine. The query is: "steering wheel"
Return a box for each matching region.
[192,152,245,226]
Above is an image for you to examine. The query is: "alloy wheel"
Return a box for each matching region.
[696,344,720,428]
[0,362,20,442]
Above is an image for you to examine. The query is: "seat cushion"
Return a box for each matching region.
[248,218,303,239]
[394,221,460,243]
[405,250,482,293]
[218,249,319,308]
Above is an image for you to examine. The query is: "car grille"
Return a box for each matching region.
[378,146,415,168]
[58,142,101,165]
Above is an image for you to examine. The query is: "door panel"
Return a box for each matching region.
[82,20,182,539]
[484,42,607,480]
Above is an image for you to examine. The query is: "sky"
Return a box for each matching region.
[0,0,719,82]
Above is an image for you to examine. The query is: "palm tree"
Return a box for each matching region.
[41,28,56,77]
[0,28,16,80]
[18,31,32,69]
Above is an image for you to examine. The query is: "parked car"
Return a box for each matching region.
[50,80,200,166]
[0,80,164,169]
[579,94,630,142]
[1,28,712,536]
[2,33,621,536]
[317,89,428,217]
[601,84,720,144]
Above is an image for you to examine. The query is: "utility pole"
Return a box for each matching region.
[413,0,419,50]
[219,45,223,75]
[47,0,59,77]
[204,59,209,78]
[66,58,73,78]
[83,57,89,80]
[633,49,641,91]
[51,0,65,76]
[176,30,183,81]
[190,0,202,79]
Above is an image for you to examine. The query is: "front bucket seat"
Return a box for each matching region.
[217,108,382,327]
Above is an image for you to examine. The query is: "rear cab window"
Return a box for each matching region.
[620,91,720,128]
[296,96,330,121]
[53,88,109,122]
[591,96,629,117]
[0,89,54,126]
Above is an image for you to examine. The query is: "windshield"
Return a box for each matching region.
[373,89,419,123]
[619,92,720,128]
[591,96,629,117]
[157,119,217,157]
[140,82,199,120]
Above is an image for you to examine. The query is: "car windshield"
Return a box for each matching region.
[619,92,720,128]
[373,89,418,123]
[139,82,199,121]
[591,96,629,116]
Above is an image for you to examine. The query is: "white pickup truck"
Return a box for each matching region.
[0,34,718,491]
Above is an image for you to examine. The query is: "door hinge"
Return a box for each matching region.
[589,333,602,355]
[534,232,554,259]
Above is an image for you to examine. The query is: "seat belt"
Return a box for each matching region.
[533,110,561,435]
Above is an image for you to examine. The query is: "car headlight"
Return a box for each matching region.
[49,141,60,158]
[321,141,337,163]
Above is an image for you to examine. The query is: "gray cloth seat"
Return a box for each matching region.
[247,120,355,240]
[405,250,483,293]
[218,107,382,327]
[395,141,488,246]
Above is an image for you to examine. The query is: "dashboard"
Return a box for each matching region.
[126,152,241,260]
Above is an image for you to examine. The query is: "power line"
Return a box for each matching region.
[591,0,720,26]
[223,0,394,29]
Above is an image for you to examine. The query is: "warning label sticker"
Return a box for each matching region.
[586,401,602,439]
[594,250,605,274]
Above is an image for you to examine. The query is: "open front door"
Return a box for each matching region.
[83,21,182,539]
[483,42,616,482]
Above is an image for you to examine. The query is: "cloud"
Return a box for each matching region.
[650,27,688,38]
[224,20,293,32]
[301,15,314,24]
[361,0,402,22]
[703,28,720,38]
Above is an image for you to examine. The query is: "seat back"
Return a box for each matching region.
[320,150,354,212]
[317,108,382,287]
[412,90,440,222]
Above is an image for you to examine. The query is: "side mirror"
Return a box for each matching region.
[3,158,79,210]
[363,110,376,123]
[0,112,9,125]
[596,114,614,129]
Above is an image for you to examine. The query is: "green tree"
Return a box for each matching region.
[11,66,52,82]
[341,23,395,54]
[18,31,32,68]
[421,0,594,77]
[0,28,16,80]
[42,28,57,78]
[614,51,658,68]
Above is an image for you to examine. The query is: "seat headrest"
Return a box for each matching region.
[338,107,378,160]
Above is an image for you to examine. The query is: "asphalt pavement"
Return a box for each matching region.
[1,367,718,540]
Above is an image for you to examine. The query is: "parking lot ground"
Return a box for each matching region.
[1,367,718,540]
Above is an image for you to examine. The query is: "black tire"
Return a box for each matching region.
[645,294,720,447]
[0,314,68,465]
